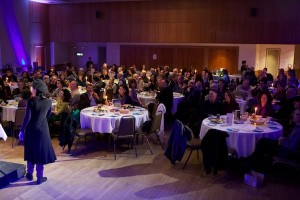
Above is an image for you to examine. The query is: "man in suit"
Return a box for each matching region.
[156,78,173,117]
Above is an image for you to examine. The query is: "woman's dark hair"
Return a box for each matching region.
[119,84,129,96]
[195,74,204,86]
[251,89,259,97]
[62,89,71,102]
[258,90,273,104]
[225,90,237,104]
[57,79,66,87]
[128,78,137,89]
[21,89,32,100]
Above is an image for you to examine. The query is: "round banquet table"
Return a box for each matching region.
[199,116,283,157]
[1,99,57,122]
[80,106,149,133]
[137,92,184,114]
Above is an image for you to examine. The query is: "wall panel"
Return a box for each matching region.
[120,45,235,72]
[31,0,300,44]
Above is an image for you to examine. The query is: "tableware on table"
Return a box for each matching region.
[226,128,239,132]
[207,123,217,126]
[226,113,233,125]
[252,127,264,132]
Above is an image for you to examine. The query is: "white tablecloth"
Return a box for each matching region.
[199,117,283,157]
[1,99,57,122]
[137,93,184,114]
[80,106,149,133]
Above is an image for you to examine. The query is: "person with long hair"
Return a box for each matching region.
[251,91,274,118]
[52,89,71,117]
[114,84,133,105]
[222,90,240,114]
[19,79,56,184]
[128,78,141,106]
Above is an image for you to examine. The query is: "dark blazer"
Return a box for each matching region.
[201,129,229,174]
[164,120,192,165]
[222,101,240,114]
[156,85,173,114]
[78,92,103,110]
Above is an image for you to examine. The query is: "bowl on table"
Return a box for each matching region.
[250,117,265,125]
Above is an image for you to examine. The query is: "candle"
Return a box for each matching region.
[195,69,197,73]
[85,76,87,82]
[105,96,108,101]
[180,69,182,72]
[254,107,257,115]
[271,83,274,87]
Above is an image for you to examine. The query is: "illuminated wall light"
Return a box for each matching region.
[0,0,29,67]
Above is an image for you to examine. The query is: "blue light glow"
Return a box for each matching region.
[0,0,29,67]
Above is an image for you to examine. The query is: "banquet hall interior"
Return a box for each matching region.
[0,0,300,199]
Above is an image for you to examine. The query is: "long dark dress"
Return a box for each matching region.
[22,97,57,164]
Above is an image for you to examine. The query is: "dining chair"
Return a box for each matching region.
[182,126,201,170]
[73,127,95,154]
[110,115,137,159]
[136,111,163,154]
[12,108,26,147]
[272,156,300,173]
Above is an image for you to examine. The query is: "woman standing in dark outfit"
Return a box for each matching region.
[20,79,56,184]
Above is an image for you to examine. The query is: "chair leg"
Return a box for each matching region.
[143,135,153,154]
[200,165,205,176]
[133,139,137,157]
[114,140,117,160]
[156,133,164,150]
[12,129,15,148]
[74,136,81,151]
[183,150,193,170]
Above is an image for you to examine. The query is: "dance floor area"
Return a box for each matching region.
[0,130,299,200]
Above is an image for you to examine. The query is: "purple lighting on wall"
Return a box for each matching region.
[0,0,29,67]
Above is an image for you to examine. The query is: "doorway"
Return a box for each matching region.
[98,46,106,71]
[265,48,280,77]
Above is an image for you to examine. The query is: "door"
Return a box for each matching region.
[265,49,280,77]
[98,47,106,71]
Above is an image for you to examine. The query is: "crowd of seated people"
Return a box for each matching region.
[0,63,299,143]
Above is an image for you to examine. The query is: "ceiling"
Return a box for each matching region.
[30,0,152,4]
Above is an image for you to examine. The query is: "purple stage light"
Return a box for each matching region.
[0,0,29,67]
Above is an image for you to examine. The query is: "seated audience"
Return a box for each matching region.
[12,81,28,98]
[18,89,32,108]
[0,78,13,100]
[156,78,173,115]
[78,83,103,110]
[246,89,259,113]
[114,84,133,105]
[250,91,274,118]
[247,99,300,173]
[222,90,240,114]
[51,89,71,119]
[69,80,80,110]
[2,69,18,83]
[128,79,141,106]
[233,79,251,99]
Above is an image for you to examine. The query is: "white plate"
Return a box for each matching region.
[252,128,264,132]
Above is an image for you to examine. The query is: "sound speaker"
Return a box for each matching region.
[251,8,257,17]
